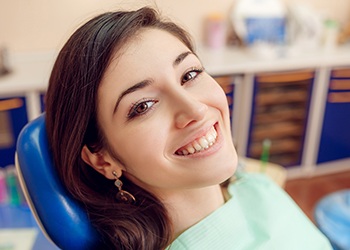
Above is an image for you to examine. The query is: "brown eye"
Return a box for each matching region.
[135,102,150,114]
[182,71,197,82]
[181,68,204,85]
[127,100,158,119]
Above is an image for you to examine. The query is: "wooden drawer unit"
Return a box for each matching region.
[247,70,314,167]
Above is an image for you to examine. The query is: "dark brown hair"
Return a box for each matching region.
[45,7,194,249]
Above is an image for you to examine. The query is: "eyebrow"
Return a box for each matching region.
[174,51,193,67]
[113,51,193,115]
[113,80,151,114]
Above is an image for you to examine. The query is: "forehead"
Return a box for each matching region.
[97,28,191,109]
[101,28,190,84]
[113,28,188,66]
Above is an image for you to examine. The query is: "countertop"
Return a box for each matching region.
[1,45,350,96]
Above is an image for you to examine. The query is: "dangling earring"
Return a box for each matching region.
[112,171,136,204]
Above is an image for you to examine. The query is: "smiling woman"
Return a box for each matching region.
[45,6,332,250]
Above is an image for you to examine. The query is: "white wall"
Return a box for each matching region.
[0,0,349,52]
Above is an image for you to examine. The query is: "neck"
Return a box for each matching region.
[161,184,225,239]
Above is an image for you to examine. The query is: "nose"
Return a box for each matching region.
[173,92,208,129]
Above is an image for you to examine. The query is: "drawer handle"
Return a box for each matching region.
[330,80,350,90]
[0,98,23,111]
[328,92,350,103]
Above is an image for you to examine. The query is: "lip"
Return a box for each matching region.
[173,122,223,158]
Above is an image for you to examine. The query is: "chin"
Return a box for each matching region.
[215,152,238,184]
[225,157,238,178]
[227,144,238,171]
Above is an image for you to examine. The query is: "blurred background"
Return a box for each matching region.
[1,0,350,249]
[0,0,350,52]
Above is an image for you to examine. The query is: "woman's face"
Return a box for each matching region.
[97,28,237,196]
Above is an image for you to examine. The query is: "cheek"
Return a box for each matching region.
[116,126,174,188]
[206,80,230,113]
[113,124,167,171]
[206,81,232,131]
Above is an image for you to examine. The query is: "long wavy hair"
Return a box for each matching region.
[45,7,194,249]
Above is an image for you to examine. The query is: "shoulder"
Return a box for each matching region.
[228,171,281,193]
[226,172,332,249]
[228,173,305,221]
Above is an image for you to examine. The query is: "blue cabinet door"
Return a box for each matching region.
[317,68,350,163]
[0,97,28,167]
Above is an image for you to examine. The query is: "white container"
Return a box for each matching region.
[231,0,287,45]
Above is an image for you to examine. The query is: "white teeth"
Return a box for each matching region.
[199,138,209,149]
[186,146,196,154]
[176,126,218,155]
[193,141,202,151]
[207,134,215,143]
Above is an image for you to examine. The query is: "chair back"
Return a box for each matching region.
[314,189,350,250]
[16,113,102,249]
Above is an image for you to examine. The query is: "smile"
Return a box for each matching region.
[175,126,218,156]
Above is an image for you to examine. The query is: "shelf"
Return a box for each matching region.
[254,107,306,124]
[251,122,304,140]
[256,89,308,106]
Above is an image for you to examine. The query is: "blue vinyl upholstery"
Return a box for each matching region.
[16,114,102,249]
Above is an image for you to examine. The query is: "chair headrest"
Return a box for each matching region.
[16,113,102,249]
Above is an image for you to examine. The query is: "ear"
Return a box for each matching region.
[81,145,122,180]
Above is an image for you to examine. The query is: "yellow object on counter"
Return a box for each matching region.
[238,157,287,187]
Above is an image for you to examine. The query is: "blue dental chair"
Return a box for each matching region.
[15,114,102,249]
[314,189,350,250]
